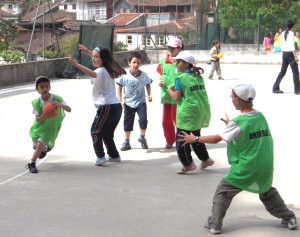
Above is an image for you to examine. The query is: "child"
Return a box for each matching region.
[263,32,272,52]
[208,39,223,80]
[179,84,298,234]
[116,52,152,151]
[67,45,126,165]
[27,76,71,173]
[156,37,183,149]
[162,51,214,174]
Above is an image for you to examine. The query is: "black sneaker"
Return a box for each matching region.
[27,162,38,173]
[121,143,131,151]
[281,217,298,230]
[138,138,148,149]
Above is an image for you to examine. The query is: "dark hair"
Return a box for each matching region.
[96,47,126,79]
[187,64,204,76]
[35,76,50,89]
[212,39,220,46]
[284,20,294,41]
[128,51,142,62]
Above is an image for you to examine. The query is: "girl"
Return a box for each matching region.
[156,37,183,149]
[208,39,223,80]
[162,51,214,174]
[272,20,300,94]
[67,45,126,166]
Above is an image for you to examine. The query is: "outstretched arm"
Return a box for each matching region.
[79,44,93,57]
[67,56,96,78]
[178,131,223,146]
[146,84,152,102]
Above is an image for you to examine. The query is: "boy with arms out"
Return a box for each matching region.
[179,84,297,234]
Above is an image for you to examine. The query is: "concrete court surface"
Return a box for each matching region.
[0,63,300,237]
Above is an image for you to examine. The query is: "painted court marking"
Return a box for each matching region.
[0,158,47,186]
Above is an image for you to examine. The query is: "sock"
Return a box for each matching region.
[139,135,145,141]
[124,139,130,145]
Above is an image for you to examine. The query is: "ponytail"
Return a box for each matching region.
[190,64,204,76]
[285,20,294,41]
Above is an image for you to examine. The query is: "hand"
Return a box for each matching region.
[220,113,229,125]
[178,131,196,146]
[158,80,164,88]
[147,95,152,102]
[51,101,59,108]
[79,44,88,53]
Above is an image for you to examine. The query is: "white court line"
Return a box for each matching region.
[0,158,47,186]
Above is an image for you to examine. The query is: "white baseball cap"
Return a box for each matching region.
[166,37,183,48]
[172,51,195,65]
[233,84,256,102]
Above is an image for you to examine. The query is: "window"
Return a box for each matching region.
[126,35,132,45]
[64,5,67,10]
[8,5,13,10]
[146,35,152,46]
[72,4,76,10]
[87,2,106,20]
[155,35,164,46]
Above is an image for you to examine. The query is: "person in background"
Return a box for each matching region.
[273,27,283,52]
[272,20,300,94]
[156,37,183,149]
[208,39,224,80]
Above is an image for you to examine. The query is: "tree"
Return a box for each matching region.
[219,0,300,32]
[0,20,17,51]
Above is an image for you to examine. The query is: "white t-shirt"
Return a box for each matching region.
[280,30,296,52]
[91,67,119,107]
[220,111,259,143]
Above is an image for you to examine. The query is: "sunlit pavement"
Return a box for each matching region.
[0,63,299,237]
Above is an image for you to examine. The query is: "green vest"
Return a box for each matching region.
[176,72,211,131]
[29,94,65,149]
[225,112,273,194]
[159,58,177,104]
[295,36,300,50]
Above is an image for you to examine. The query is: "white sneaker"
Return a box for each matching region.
[204,224,221,234]
[281,217,298,230]
[95,157,107,166]
[108,157,121,162]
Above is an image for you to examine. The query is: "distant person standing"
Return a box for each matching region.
[273,27,283,52]
[208,39,223,80]
[295,31,300,51]
[263,32,272,52]
[272,20,300,94]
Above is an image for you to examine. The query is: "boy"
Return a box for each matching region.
[27,76,71,173]
[116,52,152,151]
[179,84,297,234]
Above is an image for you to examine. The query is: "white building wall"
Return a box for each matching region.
[1,2,20,15]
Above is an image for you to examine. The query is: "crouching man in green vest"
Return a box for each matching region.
[179,84,297,234]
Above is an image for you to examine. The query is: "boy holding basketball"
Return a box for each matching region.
[27,76,71,173]
[179,84,297,233]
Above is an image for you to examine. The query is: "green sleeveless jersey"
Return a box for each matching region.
[176,72,211,131]
[159,58,177,104]
[225,112,273,194]
[29,94,65,149]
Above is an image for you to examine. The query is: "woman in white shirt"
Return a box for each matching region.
[67,45,126,166]
[272,20,300,94]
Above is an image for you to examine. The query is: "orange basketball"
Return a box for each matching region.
[43,102,58,118]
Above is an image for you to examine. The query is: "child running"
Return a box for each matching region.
[161,51,214,174]
[179,84,298,234]
[27,76,71,173]
[208,39,223,80]
[67,45,126,165]
[116,52,152,151]
[156,37,183,149]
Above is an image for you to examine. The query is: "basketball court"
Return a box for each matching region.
[0,63,299,237]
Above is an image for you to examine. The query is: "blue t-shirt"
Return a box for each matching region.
[116,70,152,108]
